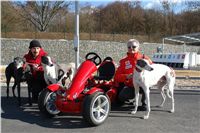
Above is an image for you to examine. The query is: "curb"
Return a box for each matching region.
[176,77,200,79]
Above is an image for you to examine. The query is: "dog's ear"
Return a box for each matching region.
[137,59,147,68]
[41,56,49,65]
[13,57,19,62]
[41,56,46,63]
[13,57,17,62]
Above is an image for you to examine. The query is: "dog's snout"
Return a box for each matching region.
[150,68,154,71]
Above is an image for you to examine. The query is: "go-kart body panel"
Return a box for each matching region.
[55,93,84,113]
[85,87,104,95]
[47,84,62,92]
[106,87,117,103]
[94,81,118,103]
[55,87,104,113]
[67,60,97,101]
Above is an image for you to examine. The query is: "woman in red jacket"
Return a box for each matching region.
[114,39,152,110]
[24,40,48,102]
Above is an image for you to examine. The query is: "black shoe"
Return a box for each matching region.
[32,96,38,103]
[32,99,38,103]
[141,105,147,111]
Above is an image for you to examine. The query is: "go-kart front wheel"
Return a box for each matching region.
[82,92,111,126]
[38,89,60,118]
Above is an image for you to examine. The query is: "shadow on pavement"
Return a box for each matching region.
[1,89,200,129]
[1,96,91,129]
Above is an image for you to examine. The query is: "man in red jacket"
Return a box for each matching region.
[114,39,152,110]
[24,40,48,102]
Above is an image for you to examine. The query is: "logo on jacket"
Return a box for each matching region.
[125,61,132,69]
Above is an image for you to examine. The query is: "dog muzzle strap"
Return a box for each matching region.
[135,65,143,72]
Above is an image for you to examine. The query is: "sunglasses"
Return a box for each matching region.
[128,46,136,49]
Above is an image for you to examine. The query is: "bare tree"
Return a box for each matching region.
[143,9,162,41]
[14,1,71,32]
[185,0,200,10]
[1,2,21,32]
[98,1,142,34]
[79,4,96,34]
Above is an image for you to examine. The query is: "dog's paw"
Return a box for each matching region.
[169,109,175,113]
[131,110,137,114]
[143,115,149,119]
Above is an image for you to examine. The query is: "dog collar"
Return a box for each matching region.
[135,65,142,72]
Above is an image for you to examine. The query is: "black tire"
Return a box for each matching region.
[38,89,60,118]
[82,92,111,126]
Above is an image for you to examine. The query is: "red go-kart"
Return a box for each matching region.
[38,52,118,126]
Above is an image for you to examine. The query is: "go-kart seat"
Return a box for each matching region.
[94,57,115,81]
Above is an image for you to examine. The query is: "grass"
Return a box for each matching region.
[175,70,200,77]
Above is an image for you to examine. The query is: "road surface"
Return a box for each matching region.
[1,86,200,133]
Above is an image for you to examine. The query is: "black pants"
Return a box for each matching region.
[118,83,146,106]
[30,73,46,102]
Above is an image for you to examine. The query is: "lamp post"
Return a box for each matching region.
[74,0,79,70]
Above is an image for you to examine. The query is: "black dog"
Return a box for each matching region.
[5,57,32,106]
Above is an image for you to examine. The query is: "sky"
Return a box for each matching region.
[74,0,188,13]
[10,0,190,13]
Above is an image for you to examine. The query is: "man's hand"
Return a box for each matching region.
[32,64,39,71]
[126,74,133,80]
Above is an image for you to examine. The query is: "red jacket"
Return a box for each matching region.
[23,48,48,77]
[114,52,152,87]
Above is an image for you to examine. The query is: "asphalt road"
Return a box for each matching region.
[1,86,200,133]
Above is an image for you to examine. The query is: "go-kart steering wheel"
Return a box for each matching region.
[85,52,102,66]
[103,57,113,62]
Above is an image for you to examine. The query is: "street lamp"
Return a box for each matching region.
[74,0,79,70]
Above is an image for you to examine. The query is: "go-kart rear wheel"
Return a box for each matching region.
[82,92,110,126]
[38,89,60,118]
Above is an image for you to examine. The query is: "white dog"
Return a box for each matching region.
[41,56,75,87]
[41,56,57,85]
[59,62,75,87]
[131,59,175,119]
